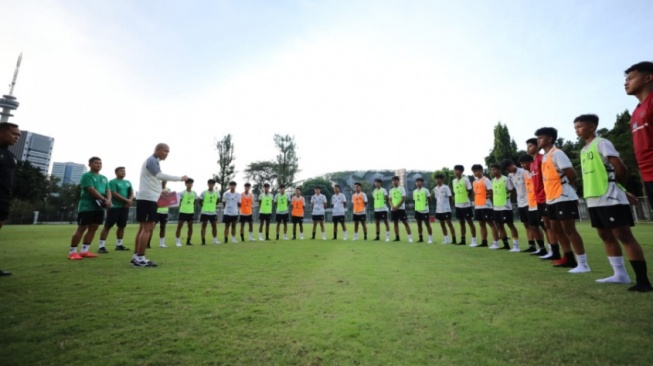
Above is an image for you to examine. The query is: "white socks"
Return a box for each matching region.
[69,247,77,254]
[98,240,106,248]
[81,244,90,253]
[569,254,591,273]
[343,231,348,240]
[471,237,477,245]
[596,256,631,283]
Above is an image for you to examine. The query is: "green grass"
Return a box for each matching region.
[1,222,653,365]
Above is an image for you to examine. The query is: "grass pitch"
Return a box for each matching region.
[1,223,653,365]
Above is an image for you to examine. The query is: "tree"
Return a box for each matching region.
[300,177,335,199]
[274,134,300,187]
[429,167,455,191]
[484,122,519,168]
[215,134,236,195]
[244,161,277,195]
[12,160,49,204]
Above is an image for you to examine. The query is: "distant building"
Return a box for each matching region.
[51,162,86,185]
[8,130,54,173]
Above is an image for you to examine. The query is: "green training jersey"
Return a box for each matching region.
[78,171,109,212]
[109,178,132,208]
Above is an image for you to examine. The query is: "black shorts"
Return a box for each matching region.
[291,215,304,224]
[537,203,548,218]
[200,214,217,223]
[391,209,408,222]
[77,210,105,226]
[546,200,580,220]
[455,207,473,221]
[223,215,238,224]
[493,210,514,224]
[415,212,430,222]
[518,206,529,224]
[527,209,544,228]
[332,215,345,223]
[240,215,253,223]
[105,207,129,228]
[474,208,493,222]
[178,213,195,222]
[157,213,168,224]
[312,215,325,222]
[353,214,366,222]
[589,205,634,229]
[435,212,452,221]
[374,211,387,221]
[259,213,272,222]
[136,200,158,223]
[276,213,289,223]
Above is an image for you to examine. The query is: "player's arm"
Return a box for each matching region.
[104,188,112,208]
[448,190,454,207]
[562,167,577,186]
[607,155,638,204]
[343,197,347,209]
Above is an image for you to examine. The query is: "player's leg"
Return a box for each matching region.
[175,219,184,246]
[319,219,325,239]
[466,216,477,243]
[613,225,652,291]
[231,219,238,242]
[392,214,400,241]
[478,220,488,247]
[211,219,218,243]
[69,220,89,260]
[439,217,449,244]
[374,215,381,240]
[265,219,270,240]
[283,220,288,238]
[201,219,208,244]
[506,220,519,251]
[416,218,424,242]
[445,219,457,245]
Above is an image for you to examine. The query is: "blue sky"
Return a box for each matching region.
[1,0,651,191]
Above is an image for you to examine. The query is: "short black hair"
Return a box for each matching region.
[392,176,400,181]
[500,159,513,170]
[0,122,18,131]
[244,182,251,187]
[415,177,424,182]
[454,165,464,171]
[471,164,483,171]
[89,157,101,164]
[315,185,321,190]
[114,166,125,173]
[334,184,340,189]
[263,183,270,187]
[229,181,236,186]
[208,179,216,184]
[279,184,286,188]
[534,127,558,141]
[490,163,501,170]
[434,174,443,179]
[518,154,533,163]
[526,138,537,146]
[574,114,599,126]
[186,178,194,183]
[625,61,653,75]
[374,178,382,183]
[354,182,361,187]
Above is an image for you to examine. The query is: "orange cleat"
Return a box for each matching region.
[79,251,98,258]
[68,252,83,260]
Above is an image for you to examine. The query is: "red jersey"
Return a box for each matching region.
[631,93,653,181]
[530,153,546,204]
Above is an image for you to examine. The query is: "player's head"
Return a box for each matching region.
[0,122,20,146]
[88,157,102,172]
[354,182,362,192]
[391,176,400,186]
[453,165,464,177]
[244,182,251,192]
[625,61,653,96]
[534,127,557,149]
[279,184,286,192]
[415,177,424,188]
[374,178,382,188]
[114,166,126,178]
[263,182,270,192]
[334,184,340,193]
[434,174,443,184]
[518,154,533,170]
[154,143,170,160]
[207,178,216,187]
[314,185,321,193]
[295,186,301,195]
[526,138,539,155]
[471,164,483,177]
[500,159,515,173]
[229,181,236,191]
[185,178,194,188]
[573,114,599,141]
[490,163,501,177]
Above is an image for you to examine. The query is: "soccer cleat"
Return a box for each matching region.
[417,238,424,243]
[522,247,537,253]
[373,237,380,241]
[628,283,653,292]
[477,243,488,248]
[489,243,500,250]
[408,237,413,243]
[539,251,554,259]
[283,235,288,240]
[131,259,158,268]
[427,239,433,244]
[98,247,109,254]
[393,238,400,242]
[299,234,304,240]
[458,239,466,245]
[568,264,591,274]
[0,270,11,276]
[232,238,238,243]
[441,240,450,244]
[115,245,130,251]
[532,248,547,256]
[509,245,521,252]
[596,275,631,284]
[186,242,193,246]
[68,252,83,260]
[79,251,98,258]
[468,243,478,247]
[176,242,182,247]
[159,243,168,248]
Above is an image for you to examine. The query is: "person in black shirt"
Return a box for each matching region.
[0,122,21,276]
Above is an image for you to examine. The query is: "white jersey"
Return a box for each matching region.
[508,167,528,208]
[433,185,452,213]
[492,176,514,211]
[542,148,579,204]
[222,191,241,216]
[583,139,629,208]
[331,193,347,216]
[311,194,327,215]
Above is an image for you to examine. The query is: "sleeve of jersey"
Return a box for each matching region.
[598,139,619,158]
[553,150,573,170]
[80,174,92,189]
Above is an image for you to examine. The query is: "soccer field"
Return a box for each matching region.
[1,223,652,365]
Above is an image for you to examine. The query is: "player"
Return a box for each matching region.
[274,184,290,240]
[372,178,391,242]
[154,181,171,248]
[388,176,413,242]
[310,186,327,240]
[98,167,133,253]
[624,62,653,201]
[575,114,651,291]
[490,164,519,251]
[198,179,220,245]
[526,138,555,258]
[536,127,589,273]
[452,165,477,246]
[351,182,368,241]
[433,174,457,245]
[258,183,273,240]
[331,184,348,240]
[517,155,548,255]
[291,187,305,240]
[223,181,240,243]
[0,122,20,275]
[175,178,196,246]
[239,183,255,242]
[471,164,499,248]
[68,157,111,260]
[413,177,432,244]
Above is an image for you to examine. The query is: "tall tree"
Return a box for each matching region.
[244,161,277,195]
[300,177,335,199]
[485,122,519,168]
[12,160,49,204]
[215,134,236,195]
[429,167,456,191]
[274,134,300,187]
